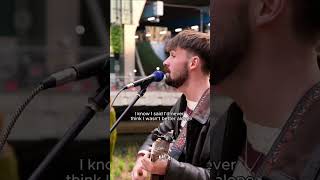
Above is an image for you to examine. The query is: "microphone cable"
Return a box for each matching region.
[0,84,45,152]
[110,87,125,107]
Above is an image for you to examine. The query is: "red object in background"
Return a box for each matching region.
[56,84,72,92]
[5,81,18,92]
[30,66,43,77]
[80,80,93,92]
[111,85,117,91]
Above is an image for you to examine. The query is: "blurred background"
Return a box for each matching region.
[0,0,108,179]
[109,0,210,179]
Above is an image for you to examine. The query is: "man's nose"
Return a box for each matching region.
[163,58,169,66]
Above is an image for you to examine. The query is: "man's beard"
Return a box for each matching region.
[211,3,251,85]
[164,64,189,88]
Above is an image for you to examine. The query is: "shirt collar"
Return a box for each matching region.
[190,88,210,124]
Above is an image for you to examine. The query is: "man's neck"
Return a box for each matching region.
[178,75,210,102]
[219,40,320,128]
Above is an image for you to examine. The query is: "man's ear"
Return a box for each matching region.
[254,0,286,26]
[189,56,200,71]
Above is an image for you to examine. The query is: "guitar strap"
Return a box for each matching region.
[168,107,193,160]
[256,82,320,179]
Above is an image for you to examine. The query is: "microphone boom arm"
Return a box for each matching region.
[28,86,109,180]
[110,83,149,133]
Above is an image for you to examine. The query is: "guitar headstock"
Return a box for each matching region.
[150,130,174,162]
[151,129,174,142]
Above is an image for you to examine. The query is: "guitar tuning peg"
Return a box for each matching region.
[151,128,162,141]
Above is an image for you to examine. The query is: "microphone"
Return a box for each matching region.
[41,54,108,90]
[124,71,165,89]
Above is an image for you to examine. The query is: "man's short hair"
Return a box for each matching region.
[165,30,210,75]
[292,0,320,44]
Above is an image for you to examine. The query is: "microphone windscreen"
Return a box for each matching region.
[152,71,165,82]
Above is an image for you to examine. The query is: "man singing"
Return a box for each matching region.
[131,30,211,180]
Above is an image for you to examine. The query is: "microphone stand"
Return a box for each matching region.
[110,83,149,133]
[28,86,109,180]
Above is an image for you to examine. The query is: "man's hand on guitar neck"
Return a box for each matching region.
[132,152,150,180]
[140,156,169,176]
